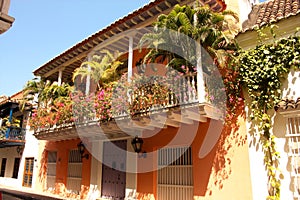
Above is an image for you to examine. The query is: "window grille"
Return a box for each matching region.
[47,151,57,190]
[287,116,300,199]
[157,146,193,200]
[66,149,82,194]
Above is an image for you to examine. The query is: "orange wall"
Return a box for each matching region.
[136,121,210,196]
[136,115,252,199]
[43,139,91,198]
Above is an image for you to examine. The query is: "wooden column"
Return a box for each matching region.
[197,45,206,103]
[58,68,63,86]
[127,35,133,82]
[85,55,92,95]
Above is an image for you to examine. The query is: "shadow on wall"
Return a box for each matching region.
[38,149,47,191]
[207,103,246,196]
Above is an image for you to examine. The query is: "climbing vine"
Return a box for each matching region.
[238,26,300,199]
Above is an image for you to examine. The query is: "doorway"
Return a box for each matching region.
[101,140,127,199]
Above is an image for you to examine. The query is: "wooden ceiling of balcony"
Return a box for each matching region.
[33,0,226,83]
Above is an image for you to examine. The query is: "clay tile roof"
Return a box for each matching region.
[33,0,227,79]
[242,0,300,32]
[0,91,23,106]
[274,97,300,112]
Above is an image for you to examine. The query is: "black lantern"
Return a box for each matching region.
[77,142,89,160]
[131,136,143,153]
[16,145,24,156]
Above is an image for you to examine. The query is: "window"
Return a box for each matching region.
[23,157,34,187]
[157,146,193,200]
[46,151,57,190]
[0,158,7,177]
[66,149,82,194]
[12,157,20,178]
[286,116,300,198]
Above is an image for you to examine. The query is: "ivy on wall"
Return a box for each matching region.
[237,26,300,199]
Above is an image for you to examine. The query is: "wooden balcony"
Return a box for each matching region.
[0,126,26,147]
[34,72,223,141]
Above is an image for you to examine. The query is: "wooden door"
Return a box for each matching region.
[101,140,127,200]
[23,157,34,187]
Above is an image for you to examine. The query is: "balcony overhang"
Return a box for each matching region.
[0,139,25,148]
[0,12,14,34]
[33,103,222,142]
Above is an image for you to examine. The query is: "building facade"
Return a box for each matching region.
[2,0,299,200]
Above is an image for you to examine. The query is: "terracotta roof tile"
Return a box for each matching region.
[275,97,300,111]
[242,0,300,31]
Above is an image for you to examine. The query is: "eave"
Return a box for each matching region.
[32,0,226,83]
[237,12,300,50]
[0,12,14,34]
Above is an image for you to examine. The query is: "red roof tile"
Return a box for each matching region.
[242,0,300,31]
[275,97,300,111]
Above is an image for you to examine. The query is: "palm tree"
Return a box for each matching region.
[138,4,239,70]
[73,50,123,90]
[20,78,73,110]
[20,78,49,110]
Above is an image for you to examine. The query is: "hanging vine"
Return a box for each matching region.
[238,26,300,199]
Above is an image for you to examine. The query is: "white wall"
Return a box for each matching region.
[0,146,22,187]
[0,111,40,190]
[246,69,300,199]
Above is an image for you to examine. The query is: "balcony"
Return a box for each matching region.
[0,126,26,148]
[33,71,225,141]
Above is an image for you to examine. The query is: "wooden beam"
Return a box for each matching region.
[168,112,194,124]
[147,10,154,17]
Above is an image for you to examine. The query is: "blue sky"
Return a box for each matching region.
[0,0,150,96]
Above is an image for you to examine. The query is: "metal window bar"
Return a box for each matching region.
[157,146,193,200]
[46,151,57,190]
[287,117,300,199]
[66,149,82,194]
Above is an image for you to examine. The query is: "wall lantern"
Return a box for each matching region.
[16,145,24,156]
[131,136,146,158]
[77,142,89,160]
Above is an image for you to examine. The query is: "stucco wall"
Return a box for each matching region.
[136,115,253,200]
[246,69,300,199]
